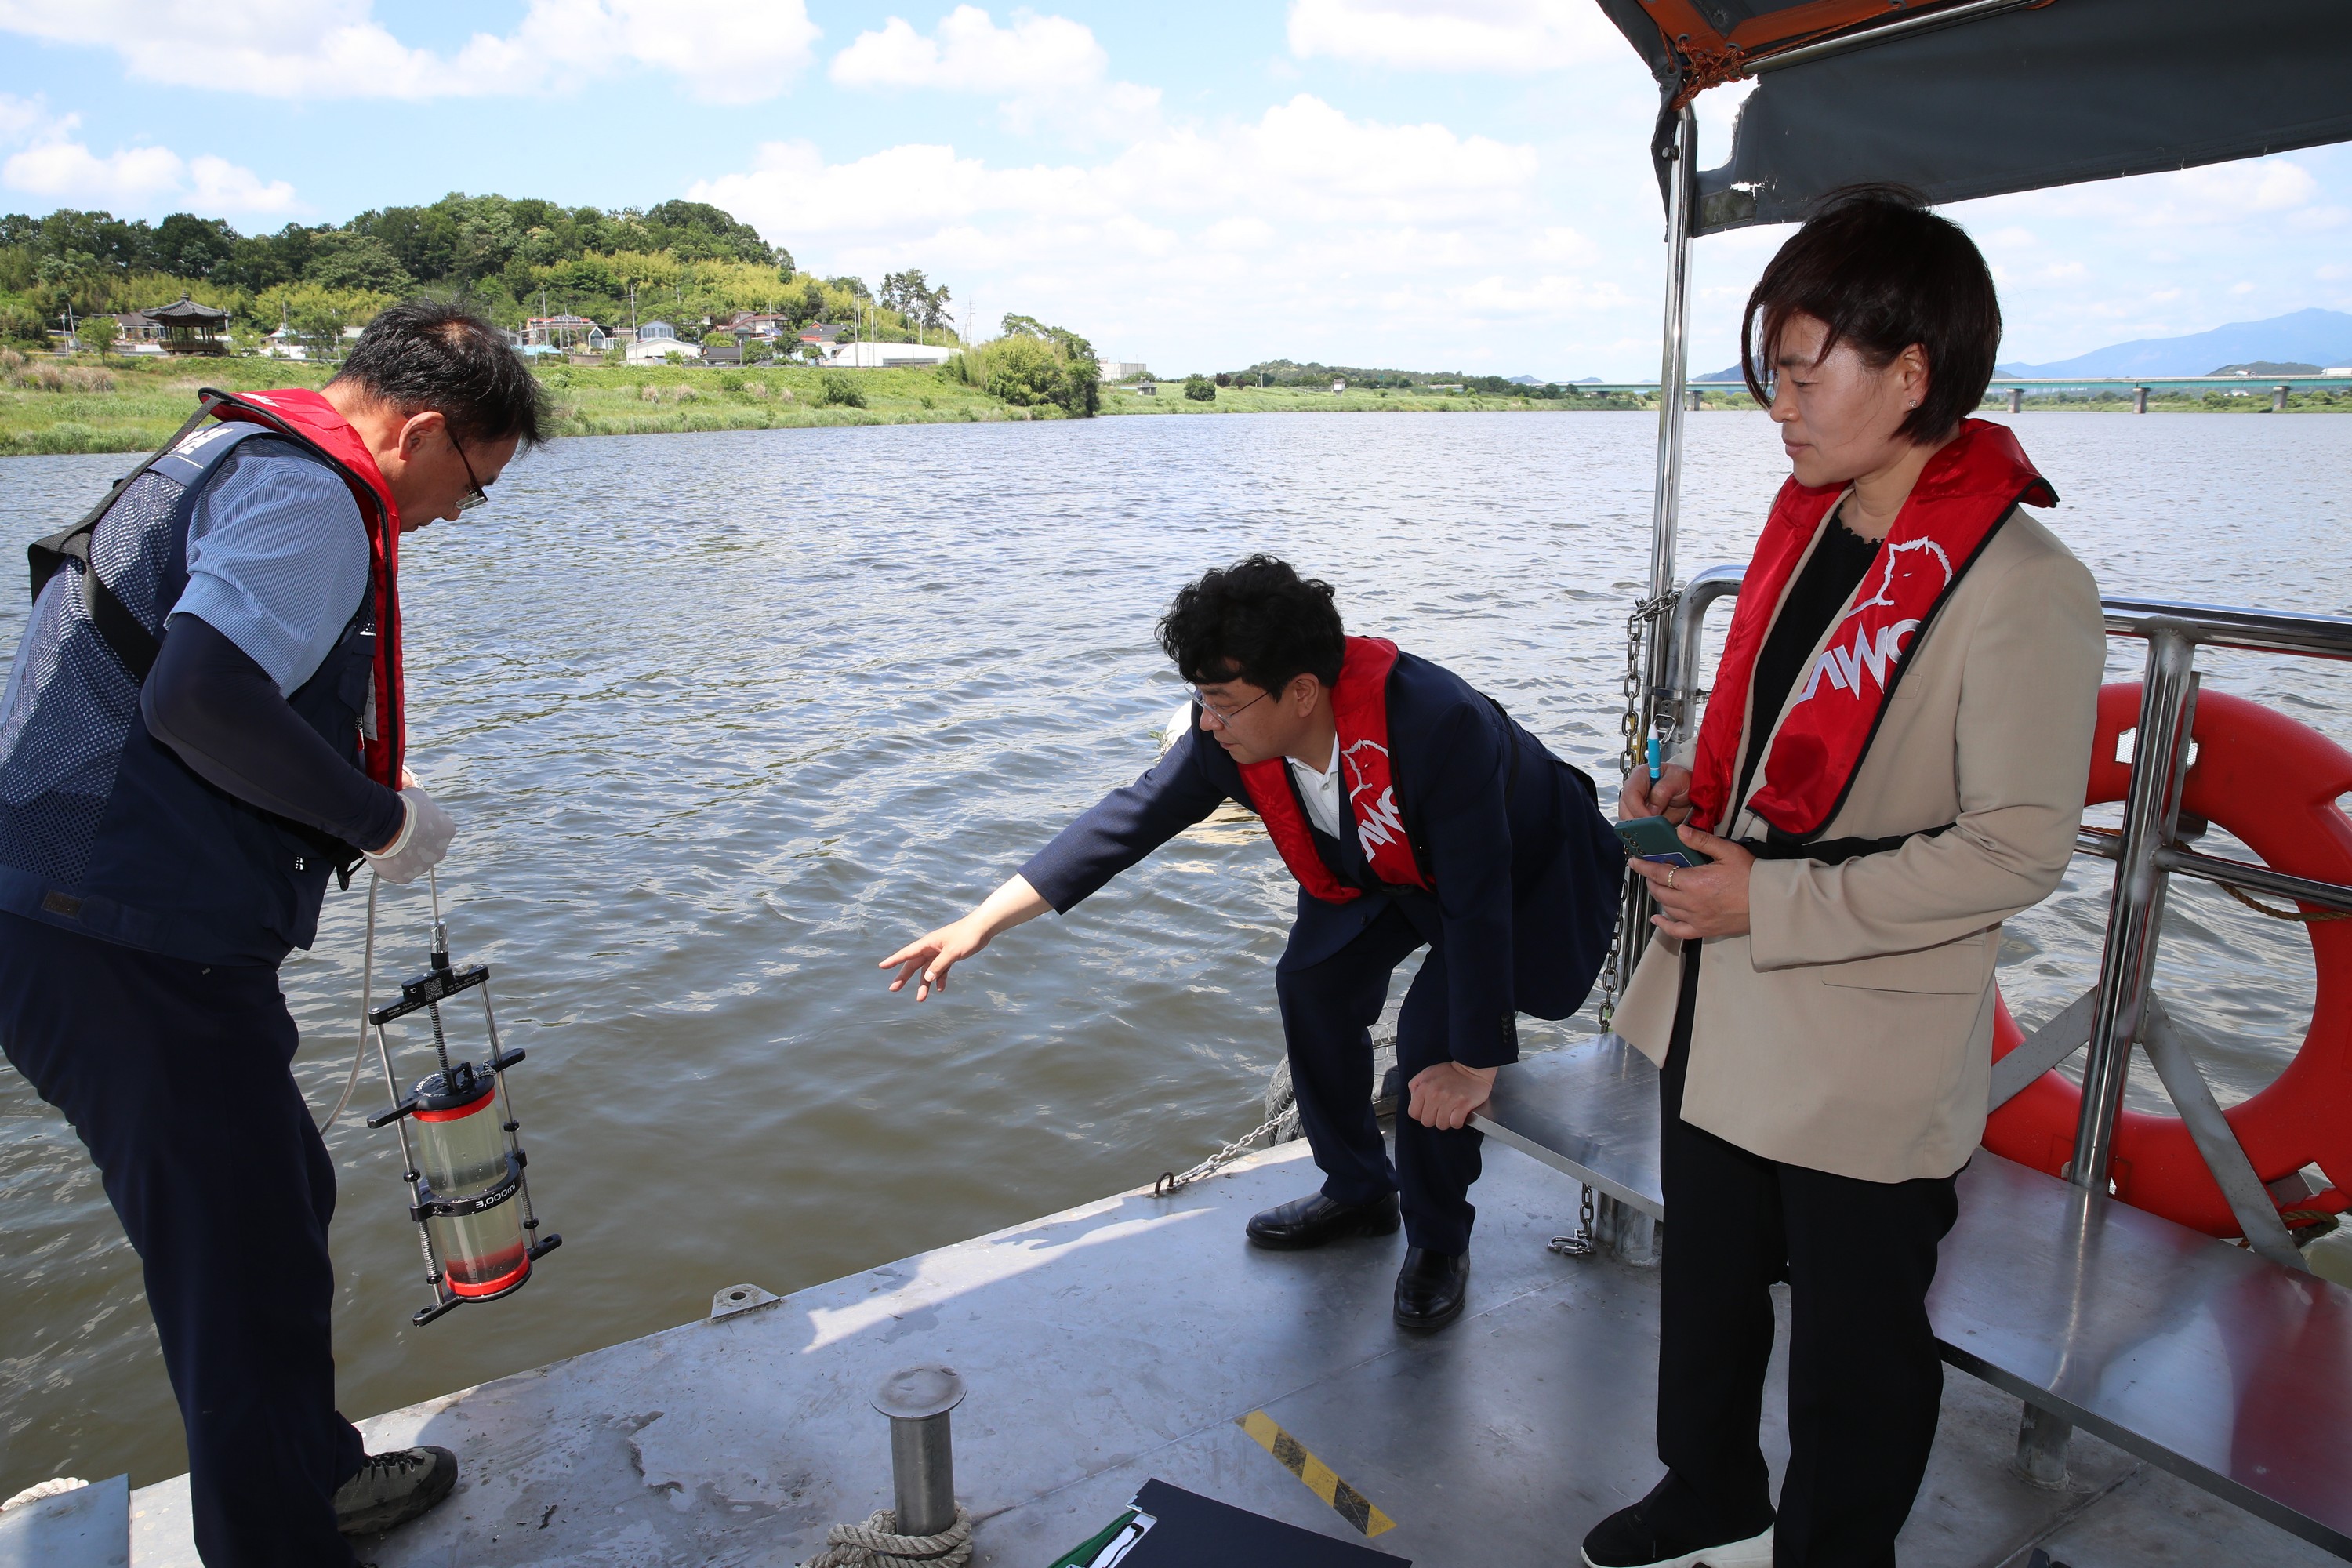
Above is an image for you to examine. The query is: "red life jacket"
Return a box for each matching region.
[205,387,405,790]
[1688,419,2056,837]
[1239,637,1434,904]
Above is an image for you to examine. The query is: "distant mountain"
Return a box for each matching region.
[2002,309,2352,377]
[2209,361,2322,376]
[1695,364,1746,382]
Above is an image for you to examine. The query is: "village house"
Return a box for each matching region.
[624,321,699,363]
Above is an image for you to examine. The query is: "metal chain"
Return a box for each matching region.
[1154,1109,1290,1198]
[1549,1183,1599,1258]
[1598,590,1679,1030]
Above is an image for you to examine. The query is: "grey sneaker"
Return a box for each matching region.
[333,1446,458,1536]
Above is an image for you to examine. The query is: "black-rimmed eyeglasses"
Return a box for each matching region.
[452,437,492,513]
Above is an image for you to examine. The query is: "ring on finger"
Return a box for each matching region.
[1666,866,1679,891]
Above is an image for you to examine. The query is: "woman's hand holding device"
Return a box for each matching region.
[1625,822,1755,941]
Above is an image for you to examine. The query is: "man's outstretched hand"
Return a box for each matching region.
[1407,1062,1497,1130]
[880,916,991,1001]
[880,874,1051,1001]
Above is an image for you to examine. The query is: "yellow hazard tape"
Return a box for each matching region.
[1237,1409,1396,1537]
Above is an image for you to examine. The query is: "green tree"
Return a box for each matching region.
[306,234,413,294]
[292,301,349,361]
[0,303,48,347]
[818,372,866,408]
[79,313,119,361]
[984,335,1062,406]
[151,212,240,278]
[1183,374,1215,402]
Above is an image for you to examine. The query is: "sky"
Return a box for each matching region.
[0,0,2345,379]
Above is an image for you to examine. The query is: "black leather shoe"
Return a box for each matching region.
[1245,1192,1399,1251]
[1392,1247,1469,1330]
[1580,1476,1773,1568]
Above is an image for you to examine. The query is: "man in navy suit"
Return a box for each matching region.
[882,556,1621,1329]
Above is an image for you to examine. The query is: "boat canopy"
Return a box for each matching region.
[1595,0,2352,234]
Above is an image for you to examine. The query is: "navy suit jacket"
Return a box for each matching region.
[1020,650,1624,1069]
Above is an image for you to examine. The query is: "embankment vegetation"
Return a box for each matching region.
[0,349,1070,454]
[0,194,953,354]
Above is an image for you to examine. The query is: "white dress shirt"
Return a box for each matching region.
[1287,743,1344,840]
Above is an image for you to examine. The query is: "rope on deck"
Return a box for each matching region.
[805,1504,974,1566]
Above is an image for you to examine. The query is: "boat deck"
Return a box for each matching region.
[126,1132,2335,1566]
[1479,1035,2352,1559]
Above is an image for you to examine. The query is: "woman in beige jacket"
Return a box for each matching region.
[1580,192,2105,1568]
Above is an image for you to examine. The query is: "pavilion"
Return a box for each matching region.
[142,293,231,354]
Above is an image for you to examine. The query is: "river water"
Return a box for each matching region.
[1,409,2347,1496]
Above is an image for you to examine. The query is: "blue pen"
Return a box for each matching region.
[1646,737,1662,780]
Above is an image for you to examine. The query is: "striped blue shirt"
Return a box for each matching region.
[169,448,371,694]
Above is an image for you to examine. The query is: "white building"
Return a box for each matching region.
[821,341,956,369]
[1098,360,1149,381]
[626,336,702,364]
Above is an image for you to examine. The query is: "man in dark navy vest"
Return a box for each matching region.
[0,304,545,1566]
[884,555,1621,1330]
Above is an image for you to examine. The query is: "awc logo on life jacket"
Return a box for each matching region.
[1791,538,1951,708]
[1344,739,1408,856]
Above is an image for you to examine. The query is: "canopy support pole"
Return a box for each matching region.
[1611,105,1697,1001]
[1647,106,1696,629]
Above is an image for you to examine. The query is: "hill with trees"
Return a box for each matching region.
[0,194,951,352]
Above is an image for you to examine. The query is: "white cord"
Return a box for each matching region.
[315,870,379,1134]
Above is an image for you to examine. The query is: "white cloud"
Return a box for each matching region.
[1287,0,1619,73]
[689,94,1635,371]
[835,7,1098,94]
[0,94,297,212]
[0,0,819,103]
[830,8,1158,137]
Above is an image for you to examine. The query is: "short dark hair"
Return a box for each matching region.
[330,299,550,452]
[1740,187,2000,445]
[1157,555,1345,695]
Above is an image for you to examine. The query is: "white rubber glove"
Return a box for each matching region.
[365,788,456,884]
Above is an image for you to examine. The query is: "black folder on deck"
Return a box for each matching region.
[1116,1478,1408,1566]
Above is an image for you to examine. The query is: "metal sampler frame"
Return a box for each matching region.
[364,894,561,1326]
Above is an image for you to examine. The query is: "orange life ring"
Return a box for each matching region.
[1984,682,2352,1237]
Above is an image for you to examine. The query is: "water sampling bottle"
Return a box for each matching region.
[363,872,559,1324]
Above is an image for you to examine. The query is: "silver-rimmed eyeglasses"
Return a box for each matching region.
[1192,687,1269,726]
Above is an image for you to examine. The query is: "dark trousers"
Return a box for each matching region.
[1275,902,1484,1254]
[0,913,363,1568]
[1657,949,1958,1568]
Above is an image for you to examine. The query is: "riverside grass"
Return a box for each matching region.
[11,356,2346,457]
[0,357,1014,455]
[0,355,1666,455]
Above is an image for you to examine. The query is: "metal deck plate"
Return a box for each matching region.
[125,1134,2336,1566]
[1476,1034,2352,1559]
[0,1474,127,1568]
[1474,1032,1662,1218]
